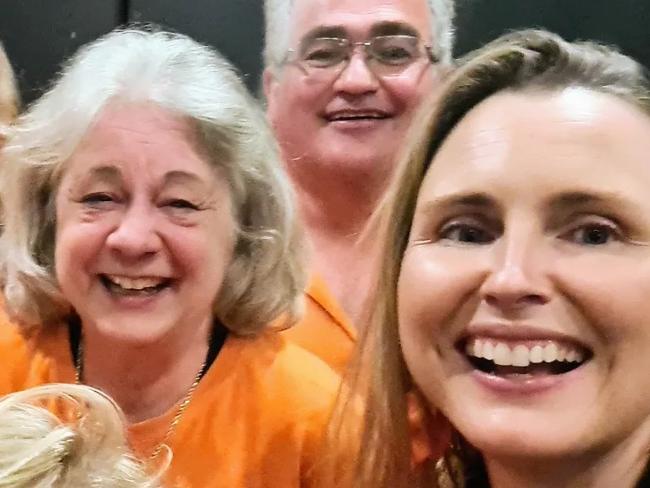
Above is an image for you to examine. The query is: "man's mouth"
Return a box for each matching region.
[100,274,172,296]
[461,337,592,378]
[325,109,391,122]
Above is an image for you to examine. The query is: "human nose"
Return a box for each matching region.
[479,226,551,312]
[331,46,380,94]
[105,201,162,259]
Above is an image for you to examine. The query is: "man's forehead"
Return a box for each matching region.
[289,0,432,42]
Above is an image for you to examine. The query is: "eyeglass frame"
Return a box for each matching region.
[282,34,439,77]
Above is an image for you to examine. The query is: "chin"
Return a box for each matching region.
[91,317,176,345]
[456,413,592,461]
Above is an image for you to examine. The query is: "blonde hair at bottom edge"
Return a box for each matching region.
[0,383,164,488]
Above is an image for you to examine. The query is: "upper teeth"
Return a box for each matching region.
[106,275,165,290]
[465,338,585,367]
[333,113,381,119]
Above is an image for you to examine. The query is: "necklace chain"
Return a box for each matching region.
[74,338,206,460]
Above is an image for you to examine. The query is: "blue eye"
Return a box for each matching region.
[440,223,494,244]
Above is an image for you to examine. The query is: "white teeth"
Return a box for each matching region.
[106,275,165,291]
[543,343,558,362]
[482,341,495,360]
[465,338,586,367]
[493,343,511,366]
[529,345,544,364]
[512,345,530,367]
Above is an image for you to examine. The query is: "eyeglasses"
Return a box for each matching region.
[285,35,437,79]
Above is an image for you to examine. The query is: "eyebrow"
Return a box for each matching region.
[370,21,420,38]
[300,26,348,43]
[162,170,207,187]
[76,166,209,192]
[417,192,499,216]
[82,165,122,185]
[300,21,420,44]
[546,190,633,212]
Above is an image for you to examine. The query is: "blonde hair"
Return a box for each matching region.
[0,41,20,135]
[0,383,161,487]
[0,26,305,334]
[329,29,650,488]
[263,0,456,71]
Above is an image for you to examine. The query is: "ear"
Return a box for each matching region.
[262,67,277,105]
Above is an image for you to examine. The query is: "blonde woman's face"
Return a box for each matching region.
[55,103,235,343]
[398,89,650,463]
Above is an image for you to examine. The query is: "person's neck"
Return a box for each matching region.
[290,162,386,328]
[485,431,650,488]
[81,319,211,423]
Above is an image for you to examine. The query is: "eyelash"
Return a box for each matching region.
[163,199,200,211]
[560,218,623,246]
[438,218,496,245]
[433,215,624,247]
[79,194,200,213]
[80,192,116,205]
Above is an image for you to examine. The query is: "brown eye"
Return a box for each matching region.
[567,223,619,246]
[440,223,494,244]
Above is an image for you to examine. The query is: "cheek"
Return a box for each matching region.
[54,222,108,297]
[397,247,485,338]
[553,255,650,343]
[384,68,435,112]
[172,218,235,284]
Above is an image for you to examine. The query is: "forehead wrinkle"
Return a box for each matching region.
[290,0,433,44]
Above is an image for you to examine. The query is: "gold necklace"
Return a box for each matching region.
[75,338,206,460]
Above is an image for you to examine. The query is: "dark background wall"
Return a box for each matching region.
[1,0,648,106]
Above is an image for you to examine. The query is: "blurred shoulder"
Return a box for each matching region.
[228,332,342,410]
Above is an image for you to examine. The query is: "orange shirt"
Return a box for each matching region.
[0,317,341,488]
[283,276,357,375]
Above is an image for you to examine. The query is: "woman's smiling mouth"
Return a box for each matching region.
[457,335,593,381]
[100,274,172,296]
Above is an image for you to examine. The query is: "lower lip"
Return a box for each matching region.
[470,361,589,395]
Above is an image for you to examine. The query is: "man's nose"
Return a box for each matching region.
[332,49,380,95]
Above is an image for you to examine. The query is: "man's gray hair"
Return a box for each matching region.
[263,0,456,71]
[0,27,305,334]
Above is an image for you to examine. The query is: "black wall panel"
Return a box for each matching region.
[0,0,124,104]
[1,1,648,106]
[454,0,649,68]
[129,0,264,94]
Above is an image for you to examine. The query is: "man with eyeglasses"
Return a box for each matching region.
[263,0,455,373]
